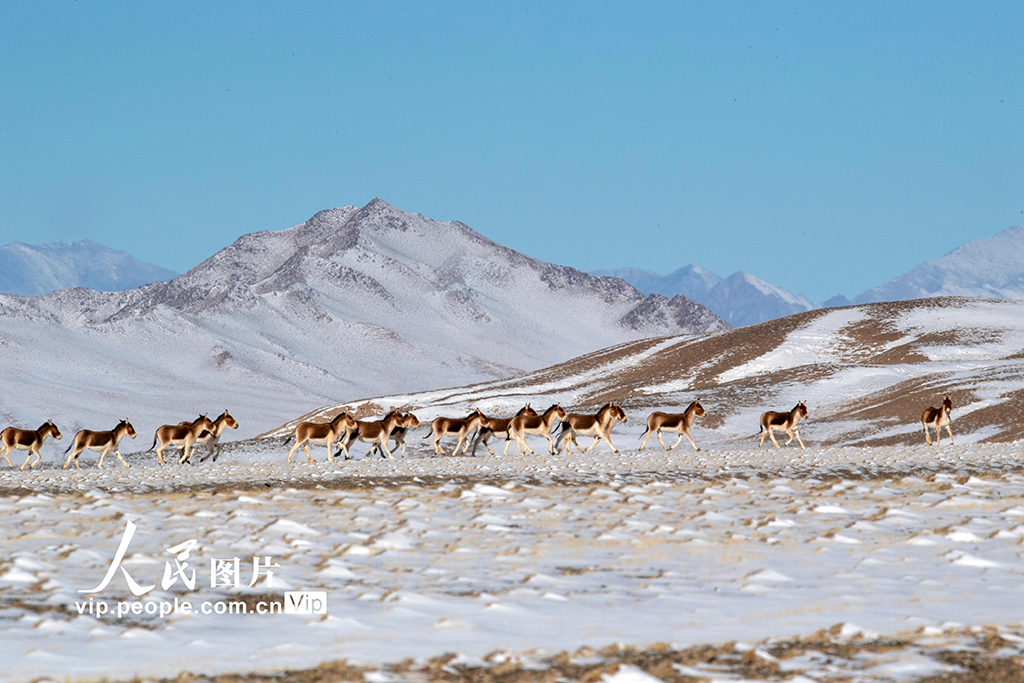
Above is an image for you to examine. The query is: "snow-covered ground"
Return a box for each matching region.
[3,441,1024,682]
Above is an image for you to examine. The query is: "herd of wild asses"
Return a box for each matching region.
[0,396,956,470]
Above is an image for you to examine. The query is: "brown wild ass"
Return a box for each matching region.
[639,401,705,451]
[286,411,357,463]
[557,403,627,454]
[508,404,567,456]
[191,410,240,463]
[151,414,216,465]
[369,412,421,458]
[340,411,406,460]
[63,420,136,469]
[921,396,953,445]
[424,410,487,456]
[759,402,808,449]
[471,404,538,456]
[1,420,62,470]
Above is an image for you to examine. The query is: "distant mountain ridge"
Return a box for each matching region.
[854,225,1024,303]
[0,239,177,297]
[592,264,814,327]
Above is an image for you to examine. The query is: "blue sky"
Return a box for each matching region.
[1,1,1021,301]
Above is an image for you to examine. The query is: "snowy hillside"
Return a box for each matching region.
[854,224,1024,303]
[0,239,177,296]
[0,199,726,442]
[593,265,814,326]
[274,297,1024,448]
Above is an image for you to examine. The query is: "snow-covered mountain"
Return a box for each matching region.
[0,239,177,297]
[592,265,814,327]
[0,199,726,441]
[854,225,1024,303]
[590,264,722,299]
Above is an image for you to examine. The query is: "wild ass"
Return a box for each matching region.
[369,412,421,458]
[340,411,407,460]
[1,420,62,470]
[921,396,953,445]
[638,401,705,451]
[557,403,627,454]
[190,410,240,463]
[285,411,357,463]
[758,402,808,450]
[63,419,136,469]
[471,404,538,456]
[507,404,567,456]
[424,410,487,456]
[150,415,216,465]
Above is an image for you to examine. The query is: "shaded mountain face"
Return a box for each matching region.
[0,199,726,441]
[592,265,814,327]
[277,297,1024,449]
[0,240,178,297]
[854,225,1024,304]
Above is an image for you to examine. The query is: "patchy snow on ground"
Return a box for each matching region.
[2,440,1024,682]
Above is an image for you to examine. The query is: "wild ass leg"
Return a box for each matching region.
[21,448,36,470]
[287,439,303,463]
[554,431,568,455]
[766,426,782,450]
[923,423,932,445]
[457,430,476,456]
[63,445,81,469]
[945,424,954,445]
[1,446,12,467]
[338,437,353,461]
[544,432,558,455]
[516,431,534,456]
[512,430,528,456]
[683,429,699,451]
[115,448,131,468]
[598,430,619,454]
[793,428,806,450]
[98,445,113,468]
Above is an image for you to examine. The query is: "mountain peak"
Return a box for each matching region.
[854,224,1024,304]
[592,264,812,327]
[0,240,178,297]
